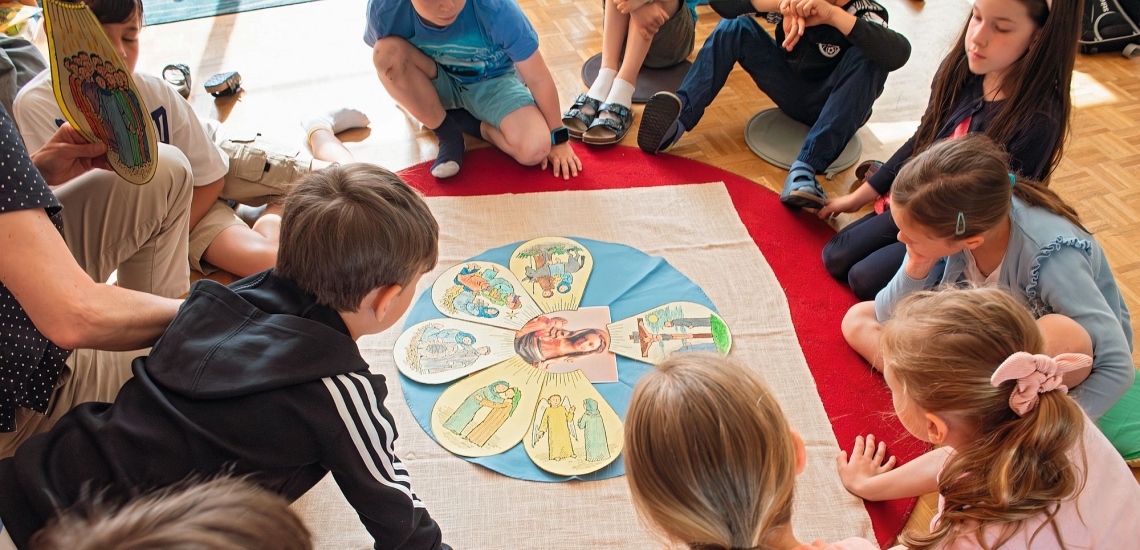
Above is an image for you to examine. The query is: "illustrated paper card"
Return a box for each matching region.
[431,262,542,330]
[394,319,518,384]
[608,301,732,365]
[523,370,623,476]
[430,359,544,457]
[513,307,618,383]
[509,237,592,313]
[44,0,157,185]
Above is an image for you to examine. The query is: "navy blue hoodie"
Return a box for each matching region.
[0,270,442,549]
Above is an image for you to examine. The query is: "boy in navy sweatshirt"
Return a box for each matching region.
[0,164,445,550]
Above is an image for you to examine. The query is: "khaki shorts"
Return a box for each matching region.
[188,200,246,274]
[642,3,697,68]
[218,131,312,207]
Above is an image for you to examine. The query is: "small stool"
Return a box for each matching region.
[743,108,862,180]
[580,53,692,104]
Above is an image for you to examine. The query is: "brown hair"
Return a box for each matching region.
[625,353,797,550]
[892,134,1085,239]
[882,287,1085,550]
[30,477,312,550]
[277,164,439,312]
[913,0,1079,184]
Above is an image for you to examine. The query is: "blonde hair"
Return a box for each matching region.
[892,134,1085,240]
[881,287,1085,550]
[30,477,312,550]
[625,353,797,550]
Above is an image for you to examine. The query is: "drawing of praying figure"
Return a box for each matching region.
[442,381,510,436]
[664,316,713,329]
[533,395,576,461]
[465,387,520,447]
[416,324,491,374]
[577,398,610,462]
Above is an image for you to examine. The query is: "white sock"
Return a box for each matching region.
[599,78,635,121]
[584,68,617,116]
[300,107,371,139]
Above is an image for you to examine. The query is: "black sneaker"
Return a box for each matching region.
[637,92,683,154]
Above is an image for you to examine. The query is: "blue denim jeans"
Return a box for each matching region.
[676,17,888,172]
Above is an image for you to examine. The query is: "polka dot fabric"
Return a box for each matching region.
[0,106,70,433]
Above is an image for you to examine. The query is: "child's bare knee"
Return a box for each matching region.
[515,141,550,166]
[373,38,411,79]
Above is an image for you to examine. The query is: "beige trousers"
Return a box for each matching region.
[0,144,193,457]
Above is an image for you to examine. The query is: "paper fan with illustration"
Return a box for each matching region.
[394,237,732,480]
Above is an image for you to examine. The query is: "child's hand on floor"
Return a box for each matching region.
[836,434,897,499]
[542,143,582,180]
[614,0,650,15]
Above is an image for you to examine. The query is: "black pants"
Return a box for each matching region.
[822,210,906,300]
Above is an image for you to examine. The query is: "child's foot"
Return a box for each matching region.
[780,161,827,209]
[638,92,685,154]
[430,115,465,179]
[446,108,483,139]
[300,107,371,140]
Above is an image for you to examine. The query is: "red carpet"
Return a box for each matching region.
[399,144,930,548]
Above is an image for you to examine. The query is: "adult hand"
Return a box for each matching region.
[614,0,650,15]
[817,193,869,220]
[541,142,582,180]
[836,434,897,497]
[29,123,111,187]
[630,1,670,40]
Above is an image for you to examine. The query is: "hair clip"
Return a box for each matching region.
[955,212,966,236]
[1009,173,1017,188]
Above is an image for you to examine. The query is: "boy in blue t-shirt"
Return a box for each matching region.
[365,0,582,179]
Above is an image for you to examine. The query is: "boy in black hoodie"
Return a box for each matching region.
[0,164,445,550]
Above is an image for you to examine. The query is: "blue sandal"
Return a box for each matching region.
[780,166,827,209]
[582,102,633,145]
[562,94,601,139]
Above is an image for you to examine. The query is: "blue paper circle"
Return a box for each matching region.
[400,238,719,482]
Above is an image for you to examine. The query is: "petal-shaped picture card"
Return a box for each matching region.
[607,301,732,365]
[513,306,618,383]
[43,0,157,184]
[430,262,543,330]
[509,237,593,313]
[430,358,545,458]
[523,369,623,476]
[394,319,519,384]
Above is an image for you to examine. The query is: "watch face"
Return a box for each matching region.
[552,127,570,145]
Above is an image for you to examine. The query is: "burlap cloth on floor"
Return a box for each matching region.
[291,183,876,549]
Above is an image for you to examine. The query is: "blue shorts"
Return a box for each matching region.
[432,67,536,129]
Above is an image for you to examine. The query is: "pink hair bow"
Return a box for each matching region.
[989,352,1092,416]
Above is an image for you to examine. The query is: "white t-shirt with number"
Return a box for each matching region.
[12,70,228,187]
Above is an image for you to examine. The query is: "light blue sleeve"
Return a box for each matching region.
[874,253,936,323]
[483,0,540,63]
[1035,245,1135,419]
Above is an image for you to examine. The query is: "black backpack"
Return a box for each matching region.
[1080,0,1140,56]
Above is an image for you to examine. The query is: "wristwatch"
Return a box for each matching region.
[550,126,570,145]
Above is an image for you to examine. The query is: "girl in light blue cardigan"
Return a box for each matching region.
[843,135,1133,424]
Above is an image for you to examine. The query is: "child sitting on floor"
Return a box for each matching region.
[0,164,446,550]
[838,287,1140,549]
[364,0,582,179]
[637,0,909,209]
[842,135,1133,423]
[626,353,876,550]
[13,0,370,278]
[560,0,700,145]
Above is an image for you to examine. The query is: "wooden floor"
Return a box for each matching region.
[38,0,1138,542]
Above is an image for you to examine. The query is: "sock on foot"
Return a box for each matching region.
[600,78,635,122]
[446,109,483,139]
[584,68,617,117]
[300,107,371,139]
[430,115,465,178]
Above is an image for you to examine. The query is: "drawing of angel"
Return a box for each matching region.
[466,387,520,446]
[577,398,610,462]
[533,395,577,460]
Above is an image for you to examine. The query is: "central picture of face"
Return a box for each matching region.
[513,306,618,383]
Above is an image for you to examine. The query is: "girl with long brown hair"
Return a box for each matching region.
[837,287,1140,549]
[626,353,875,550]
[818,0,1080,301]
[842,135,1132,424]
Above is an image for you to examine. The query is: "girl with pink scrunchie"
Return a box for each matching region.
[836,286,1140,550]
